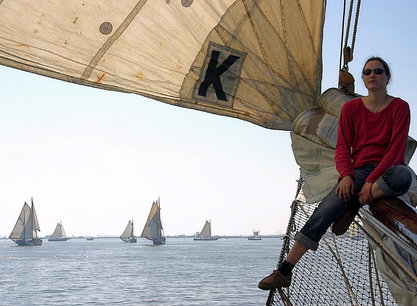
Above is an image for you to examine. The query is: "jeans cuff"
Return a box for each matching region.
[295,232,318,251]
[376,177,393,196]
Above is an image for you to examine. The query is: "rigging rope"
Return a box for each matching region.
[341,0,362,70]
[339,0,361,94]
[266,172,401,305]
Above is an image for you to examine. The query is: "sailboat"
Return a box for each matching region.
[48,221,69,241]
[120,220,137,243]
[141,198,166,245]
[0,1,416,304]
[9,198,42,246]
[248,230,262,241]
[194,220,218,241]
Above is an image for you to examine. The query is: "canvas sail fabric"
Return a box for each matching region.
[51,222,67,239]
[21,203,41,240]
[198,221,212,239]
[371,227,417,305]
[120,220,134,242]
[9,202,31,242]
[0,0,324,131]
[141,201,163,240]
[9,202,41,242]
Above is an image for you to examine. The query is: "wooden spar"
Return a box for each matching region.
[367,197,417,251]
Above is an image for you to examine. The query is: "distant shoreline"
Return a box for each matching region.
[0,234,284,240]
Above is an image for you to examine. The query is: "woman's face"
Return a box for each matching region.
[363,60,390,92]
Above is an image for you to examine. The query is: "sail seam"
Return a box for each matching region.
[81,0,148,79]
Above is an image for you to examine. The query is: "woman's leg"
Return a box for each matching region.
[285,241,309,265]
[374,165,412,198]
[258,166,377,290]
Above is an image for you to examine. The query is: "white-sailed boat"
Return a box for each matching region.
[48,221,69,241]
[120,220,137,243]
[9,198,42,246]
[194,220,218,241]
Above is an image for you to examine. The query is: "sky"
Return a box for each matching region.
[1,1,416,238]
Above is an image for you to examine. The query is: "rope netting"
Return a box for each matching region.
[266,176,396,305]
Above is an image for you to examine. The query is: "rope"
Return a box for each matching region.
[267,173,303,305]
[278,173,303,266]
[277,288,292,306]
[339,0,347,71]
[350,0,361,58]
[368,244,376,306]
[267,182,405,304]
[358,214,417,283]
[341,0,362,70]
[370,245,386,306]
[297,202,360,306]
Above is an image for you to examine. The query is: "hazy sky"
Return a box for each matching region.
[1,1,416,237]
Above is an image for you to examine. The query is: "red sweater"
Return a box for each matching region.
[335,97,410,183]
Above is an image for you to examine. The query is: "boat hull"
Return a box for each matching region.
[193,237,219,241]
[152,237,166,245]
[248,237,262,240]
[48,237,69,241]
[16,238,42,246]
[121,237,137,243]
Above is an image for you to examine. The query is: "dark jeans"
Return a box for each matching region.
[295,165,412,251]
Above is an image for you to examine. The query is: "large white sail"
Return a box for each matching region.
[21,201,40,240]
[32,202,41,233]
[120,220,135,243]
[9,202,31,242]
[197,221,212,239]
[0,0,324,131]
[50,222,67,240]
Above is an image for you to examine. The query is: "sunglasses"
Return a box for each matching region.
[363,68,385,76]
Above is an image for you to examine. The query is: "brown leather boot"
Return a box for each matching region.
[332,204,360,235]
[258,270,292,290]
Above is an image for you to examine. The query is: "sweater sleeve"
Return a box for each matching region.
[335,102,355,180]
[366,100,410,183]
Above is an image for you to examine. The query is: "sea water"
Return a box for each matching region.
[0,237,282,305]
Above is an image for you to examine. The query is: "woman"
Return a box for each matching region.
[258,56,412,290]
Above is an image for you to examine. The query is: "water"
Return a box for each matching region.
[0,237,282,305]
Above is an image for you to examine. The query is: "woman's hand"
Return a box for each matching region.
[358,182,373,205]
[335,175,354,202]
